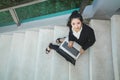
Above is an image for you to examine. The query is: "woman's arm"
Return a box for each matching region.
[68,29,75,48]
[82,29,96,50]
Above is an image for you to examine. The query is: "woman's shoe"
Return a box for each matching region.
[46,43,52,54]
[46,48,51,54]
[56,37,66,44]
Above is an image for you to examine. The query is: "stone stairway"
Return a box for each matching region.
[0,14,120,80]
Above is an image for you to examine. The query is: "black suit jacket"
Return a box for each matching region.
[69,23,96,50]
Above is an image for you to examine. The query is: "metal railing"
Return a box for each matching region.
[0,0,46,26]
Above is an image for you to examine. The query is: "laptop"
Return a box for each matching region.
[59,37,81,60]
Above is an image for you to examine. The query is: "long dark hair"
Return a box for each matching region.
[67,10,83,28]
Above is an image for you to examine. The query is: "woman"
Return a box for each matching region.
[46,10,96,65]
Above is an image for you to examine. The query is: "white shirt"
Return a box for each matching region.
[72,27,82,39]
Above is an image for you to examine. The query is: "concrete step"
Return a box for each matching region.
[51,26,69,80]
[111,14,120,80]
[53,26,69,42]
[20,30,39,80]
[0,35,12,80]
[34,28,54,80]
[6,32,25,80]
[69,50,89,80]
[89,19,114,80]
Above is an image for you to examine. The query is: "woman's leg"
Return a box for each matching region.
[46,43,59,54]
[46,43,76,65]
[49,43,59,50]
[56,37,66,44]
[50,43,75,65]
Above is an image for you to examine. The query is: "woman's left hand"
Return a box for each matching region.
[80,48,85,55]
[68,41,74,48]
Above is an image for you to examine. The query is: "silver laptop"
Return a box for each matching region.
[59,37,81,60]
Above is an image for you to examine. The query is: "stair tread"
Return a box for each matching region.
[0,35,12,80]
[34,29,54,80]
[90,19,114,80]
[6,32,25,80]
[20,30,39,80]
[111,15,120,79]
[51,26,69,80]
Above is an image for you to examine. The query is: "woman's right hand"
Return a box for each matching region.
[68,41,74,48]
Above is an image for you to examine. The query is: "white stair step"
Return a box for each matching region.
[111,14,120,80]
[89,19,114,80]
[34,28,54,80]
[69,50,89,80]
[6,32,25,80]
[20,30,39,80]
[51,26,69,80]
[0,35,12,80]
[53,26,69,41]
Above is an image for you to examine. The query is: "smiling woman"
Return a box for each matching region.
[46,10,96,65]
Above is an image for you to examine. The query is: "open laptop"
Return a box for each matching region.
[59,37,81,60]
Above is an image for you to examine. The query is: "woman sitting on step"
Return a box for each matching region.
[46,10,96,65]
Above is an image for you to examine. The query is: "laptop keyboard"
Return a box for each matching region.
[62,41,79,57]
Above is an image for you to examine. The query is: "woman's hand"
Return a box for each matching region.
[80,48,85,55]
[68,41,74,48]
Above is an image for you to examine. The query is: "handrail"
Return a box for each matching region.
[0,0,46,12]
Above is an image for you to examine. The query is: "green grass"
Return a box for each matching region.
[0,11,14,27]
[0,0,35,9]
[16,0,82,21]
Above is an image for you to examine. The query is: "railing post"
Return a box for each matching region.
[9,8,20,26]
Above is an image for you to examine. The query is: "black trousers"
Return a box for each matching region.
[49,44,76,65]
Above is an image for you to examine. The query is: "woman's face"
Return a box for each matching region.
[71,18,82,32]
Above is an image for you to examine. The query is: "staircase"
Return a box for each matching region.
[0,14,120,80]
